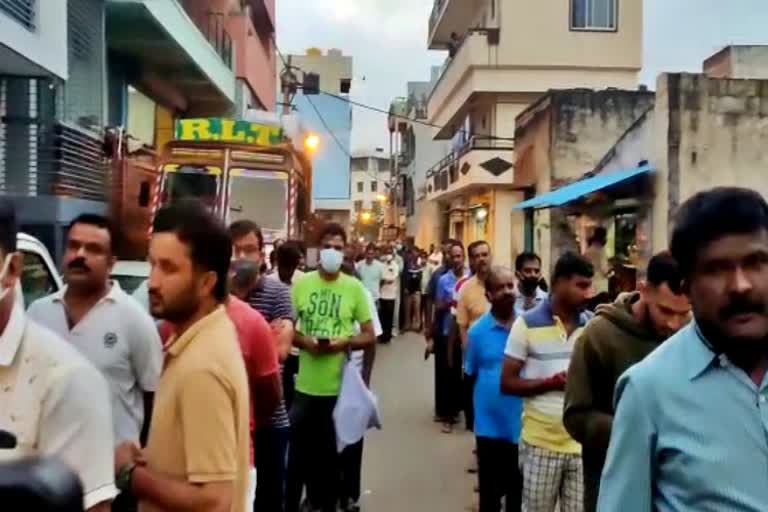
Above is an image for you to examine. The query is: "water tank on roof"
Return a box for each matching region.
[306,47,322,56]
[328,48,343,57]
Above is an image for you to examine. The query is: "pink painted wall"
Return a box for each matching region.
[228,13,277,110]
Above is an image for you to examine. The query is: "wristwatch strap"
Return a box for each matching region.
[116,463,137,493]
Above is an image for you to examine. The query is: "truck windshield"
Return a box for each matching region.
[228,169,288,237]
[162,166,219,208]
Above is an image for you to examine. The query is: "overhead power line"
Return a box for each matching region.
[271,36,513,142]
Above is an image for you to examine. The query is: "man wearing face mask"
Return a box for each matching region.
[28,214,162,448]
[599,188,768,511]
[514,252,548,317]
[0,201,118,511]
[286,223,376,512]
[378,245,400,344]
[564,251,691,512]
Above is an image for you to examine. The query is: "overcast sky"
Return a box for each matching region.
[276,0,768,152]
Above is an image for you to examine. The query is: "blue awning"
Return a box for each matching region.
[512,164,654,210]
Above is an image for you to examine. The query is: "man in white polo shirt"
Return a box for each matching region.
[28,213,162,446]
[0,201,117,511]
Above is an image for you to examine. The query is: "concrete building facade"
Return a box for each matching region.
[423,0,643,266]
[513,89,655,277]
[279,48,354,223]
[0,0,263,261]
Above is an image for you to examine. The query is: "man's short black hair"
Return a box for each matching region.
[365,242,377,253]
[448,239,464,252]
[153,200,232,301]
[277,241,302,268]
[0,200,17,255]
[515,252,541,272]
[671,187,768,276]
[467,240,489,258]
[228,220,264,250]
[646,251,684,294]
[553,251,594,282]
[69,213,116,252]
[319,223,347,245]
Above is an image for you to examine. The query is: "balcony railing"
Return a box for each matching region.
[428,0,446,38]
[0,0,35,31]
[425,135,514,197]
[0,119,108,201]
[426,136,514,178]
[207,12,234,69]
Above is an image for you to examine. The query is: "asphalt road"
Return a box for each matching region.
[359,332,477,511]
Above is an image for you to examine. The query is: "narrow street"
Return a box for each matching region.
[360,333,476,511]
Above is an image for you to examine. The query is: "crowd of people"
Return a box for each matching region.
[1,185,768,512]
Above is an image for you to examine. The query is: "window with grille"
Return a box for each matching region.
[356,181,364,193]
[370,181,377,192]
[0,0,36,31]
[571,0,617,30]
[354,200,363,212]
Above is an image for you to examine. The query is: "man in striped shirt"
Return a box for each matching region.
[230,220,295,512]
[502,252,594,512]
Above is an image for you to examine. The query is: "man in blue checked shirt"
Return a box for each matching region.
[599,187,768,511]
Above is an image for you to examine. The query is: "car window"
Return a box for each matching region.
[21,251,57,307]
[112,275,147,294]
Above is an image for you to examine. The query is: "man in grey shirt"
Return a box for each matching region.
[28,214,162,445]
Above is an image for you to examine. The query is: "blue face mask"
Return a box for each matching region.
[319,248,343,274]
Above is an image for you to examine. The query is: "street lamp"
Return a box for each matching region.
[360,211,372,223]
[375,193,388,202]
[304,133,320,152]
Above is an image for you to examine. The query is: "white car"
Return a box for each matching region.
[17,233,63,308]
[111,260,150,294]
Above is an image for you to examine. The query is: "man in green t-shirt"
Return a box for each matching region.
[286,223,375,512]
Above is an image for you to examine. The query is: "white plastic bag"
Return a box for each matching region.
[333,360,382,453]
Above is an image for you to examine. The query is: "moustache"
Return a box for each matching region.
[67,258,90,272]
[720,295,766,320]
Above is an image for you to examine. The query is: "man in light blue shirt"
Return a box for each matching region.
[356,243,383,303]
[599,187,768,512]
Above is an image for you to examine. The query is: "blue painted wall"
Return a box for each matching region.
[293,93,352,201]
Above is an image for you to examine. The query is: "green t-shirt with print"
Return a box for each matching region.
[292,271,372,396]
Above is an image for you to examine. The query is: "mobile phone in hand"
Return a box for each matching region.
[317,338,331,346]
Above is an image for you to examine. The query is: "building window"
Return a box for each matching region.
[371,181,378,192]
[571,0,617,31]
[0,0,35,31]
[357,181,364,193]
[354,200,363,212]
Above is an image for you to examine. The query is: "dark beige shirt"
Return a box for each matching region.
[141,307,249,512]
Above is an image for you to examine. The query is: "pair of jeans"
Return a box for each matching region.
[283,354,299,411]
[378,299,396,343]
[339,439,364,506]
[404,292,422,331]
[433,333,460,420]
[463,373,476,432]
[476,437,522,512]
[285,392,339,512]
[254,425,289,511]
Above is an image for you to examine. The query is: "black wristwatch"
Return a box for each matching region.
[116,463,137,492]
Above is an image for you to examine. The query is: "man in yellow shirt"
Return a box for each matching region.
[115,200,250,512]
[501,252,594,512]
[456,241,492,435]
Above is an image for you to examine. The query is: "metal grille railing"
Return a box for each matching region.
[0,0,35,31]
[207,12,234,69]
[36,122,108,201]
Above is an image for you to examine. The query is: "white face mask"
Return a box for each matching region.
[319,248,343,274]
[0,254,14,303]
